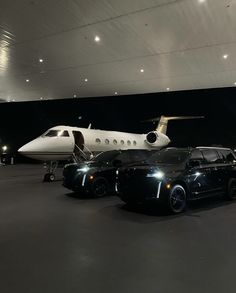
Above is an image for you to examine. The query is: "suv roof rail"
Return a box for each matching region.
[196,146,231,150]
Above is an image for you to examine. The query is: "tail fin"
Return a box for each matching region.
[145,116,204,135]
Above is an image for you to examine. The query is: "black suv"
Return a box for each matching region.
[63,149,154,197]
[117,147,236,213]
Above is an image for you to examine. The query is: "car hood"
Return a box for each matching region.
[63,160,108,174]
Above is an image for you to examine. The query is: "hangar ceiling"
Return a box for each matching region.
[0,0,236,102]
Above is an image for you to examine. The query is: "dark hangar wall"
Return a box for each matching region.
[0,87,236,153]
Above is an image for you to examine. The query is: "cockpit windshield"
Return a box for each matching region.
[42,130,70,137]
[147,149,190,165]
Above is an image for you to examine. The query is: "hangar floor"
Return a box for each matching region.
[0,165,236,293]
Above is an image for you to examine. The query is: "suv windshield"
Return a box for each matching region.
[147,149,190,165]
[92,151,119,162]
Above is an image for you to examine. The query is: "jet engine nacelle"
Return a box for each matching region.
[145,131,170,147]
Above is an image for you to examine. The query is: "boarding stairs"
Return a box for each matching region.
[73,144,94,162]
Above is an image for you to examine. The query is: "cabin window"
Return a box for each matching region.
[105,139,110,145]
[113,139,117,145]
[120,140,125,145]
[95,138,101,144]
[133,141,137,146]
[127,140,131,146]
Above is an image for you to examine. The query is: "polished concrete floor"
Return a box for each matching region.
[1,165,236,293]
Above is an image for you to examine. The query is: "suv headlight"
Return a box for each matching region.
[146,171,165,179]
[77,166,89,173]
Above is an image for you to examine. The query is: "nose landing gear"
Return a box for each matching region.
[43,161,58,182]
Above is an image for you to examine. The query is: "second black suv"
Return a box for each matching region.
[117,147,236,213]
[63,149,154,197]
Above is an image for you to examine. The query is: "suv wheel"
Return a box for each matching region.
[91,177,109,197]
[227,179,236,200]
[168,184,187,214]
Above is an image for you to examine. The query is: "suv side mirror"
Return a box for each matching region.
[188,159,201,168]
[112,159,122,167]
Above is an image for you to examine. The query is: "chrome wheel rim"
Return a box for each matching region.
[169,185,186,213]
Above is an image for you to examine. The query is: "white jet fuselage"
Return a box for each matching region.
[18,125,170,161]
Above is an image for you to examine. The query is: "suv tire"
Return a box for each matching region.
[167,184,187,214]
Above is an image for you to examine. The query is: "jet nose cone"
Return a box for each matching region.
[18,142,34,154]
[18,145,27,153]
[18,135,74,161]
[18,137,51,158]
[18,139,43,159]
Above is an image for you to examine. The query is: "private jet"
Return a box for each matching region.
[18,116,203,181]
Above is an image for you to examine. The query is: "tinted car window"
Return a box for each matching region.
[115,151,152,164]
[220,150,236,163]
[128,150,153,163]
[201,149,219,164]
[115,152,131,164]
[190,150,205,163]
[216,150,224,163]
[148,150,189,165]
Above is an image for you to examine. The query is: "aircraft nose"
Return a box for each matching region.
[18,138,45,158]
[18,144,29,153]
[18,136,74,161]
[18,141,37,155]
[18,138,48,159]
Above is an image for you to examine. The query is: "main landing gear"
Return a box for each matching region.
[43,161,58,182]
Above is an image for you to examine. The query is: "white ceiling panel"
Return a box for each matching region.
[0,0,236,102]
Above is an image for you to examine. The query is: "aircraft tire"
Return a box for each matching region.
[43,173,55,182]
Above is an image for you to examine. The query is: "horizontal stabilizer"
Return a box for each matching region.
[143,116,204,135]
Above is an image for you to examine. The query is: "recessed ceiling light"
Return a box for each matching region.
[94,36,100,42]
[114,92,118,95]
[39,58,44,63]
[234,82,236,86]
[140,69,144,73]
[223,54,229,59]
[198,0,205,3]
[166,87,170,91]
[73,94,77,98]
[26,79,30,82]
[85,78,88,82]
[40,97,43,100]
[12,99,15,102]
